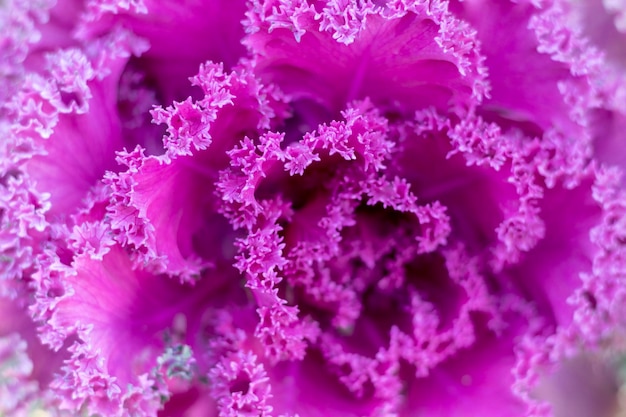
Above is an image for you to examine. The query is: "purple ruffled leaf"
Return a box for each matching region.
[244,0,488,115]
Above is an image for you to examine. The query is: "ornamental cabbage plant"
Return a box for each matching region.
[1,0,626,416]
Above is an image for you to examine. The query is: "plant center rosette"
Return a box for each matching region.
[2,0,626,417]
